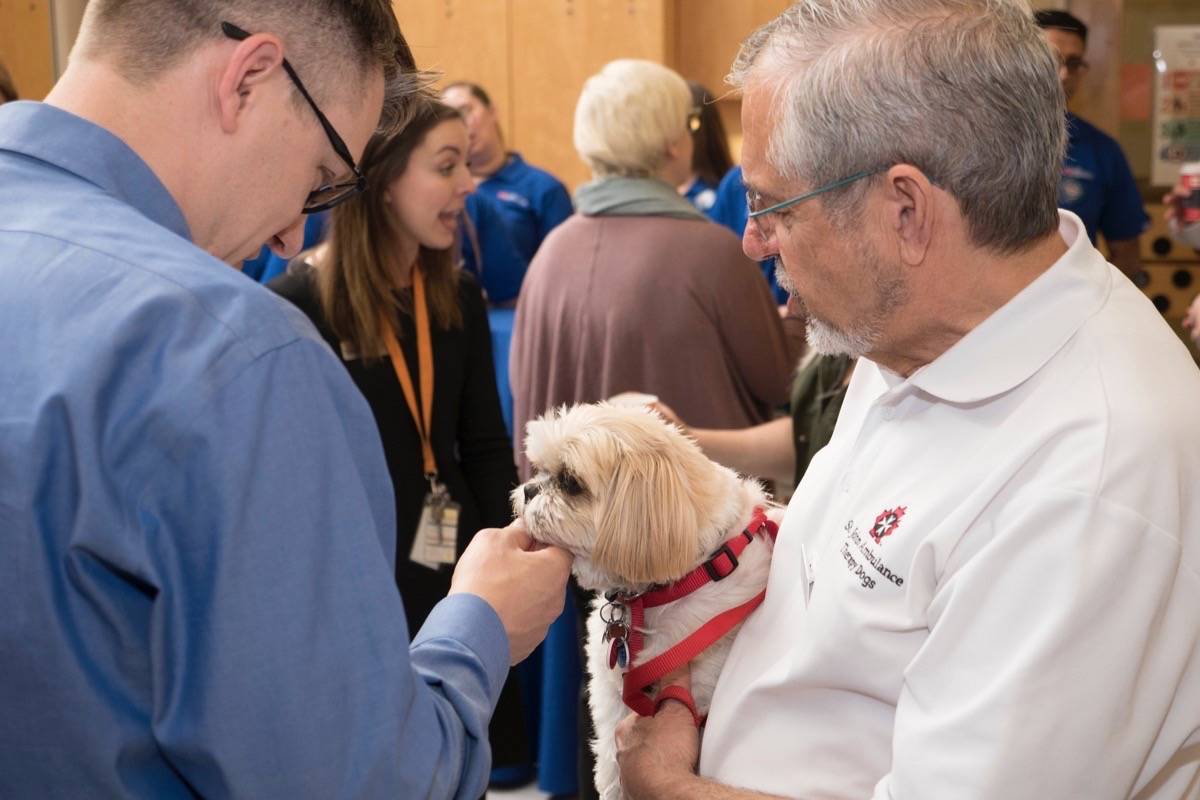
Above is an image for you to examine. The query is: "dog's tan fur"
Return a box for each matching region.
[513,403,779,800]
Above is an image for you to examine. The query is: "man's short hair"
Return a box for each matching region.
[574,59,692,179]
[729,0,1066,254]
[1034,9,1089,44]
[443,81,493,109]
[77,0,421,132]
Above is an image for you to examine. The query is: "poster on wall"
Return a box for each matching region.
[1153,26,1200,186]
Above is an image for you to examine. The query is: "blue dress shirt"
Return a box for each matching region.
[476,152,573,264]
[0,101,509,799]
[1060,112,1149,245]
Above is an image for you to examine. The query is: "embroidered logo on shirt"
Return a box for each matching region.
[495,189,531,209]
[869,506,907,544]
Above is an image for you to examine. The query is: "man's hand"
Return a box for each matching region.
[1183,293,1200,348]
[1164,175,1200,250]
[450,520,572,664]
[616,668,701,800]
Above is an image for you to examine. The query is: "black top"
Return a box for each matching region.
[269,265,518,634]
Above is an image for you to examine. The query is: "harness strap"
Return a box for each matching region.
[639,508,777,609]
[622,590,766,717]
[654,685,704,728]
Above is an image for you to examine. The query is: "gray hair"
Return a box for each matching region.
[729,0,1065,253]
[574,59,693,179]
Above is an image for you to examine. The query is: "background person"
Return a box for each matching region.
[442,81,573,273]
[510,58,793,479]
[678,80,733,213]
[616,2,1200,798]
[1035,9,1149,280]
[0,2,571,796]
[1164,163,1200,348]
[0,59,17,104]
[268,100,531,779]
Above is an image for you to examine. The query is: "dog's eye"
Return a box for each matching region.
[557,471,585,497]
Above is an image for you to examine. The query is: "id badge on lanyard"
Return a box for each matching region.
[383,267,460,569]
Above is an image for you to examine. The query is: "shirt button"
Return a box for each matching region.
[881,406,895,421]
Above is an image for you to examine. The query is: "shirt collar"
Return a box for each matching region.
[899,210,1111,404]
[0,101,191,241]
[494,151,525,180]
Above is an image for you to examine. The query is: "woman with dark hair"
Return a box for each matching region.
[268,99,527,777]
[0,60,18,104]
[679,80,733,212]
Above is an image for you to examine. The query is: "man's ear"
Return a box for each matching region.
[880,164,936,268]
[216,34,287,135]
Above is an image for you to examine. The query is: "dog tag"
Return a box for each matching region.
[608,637,629,670]
[603,622,628,643]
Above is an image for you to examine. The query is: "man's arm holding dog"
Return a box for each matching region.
[616,672,790,800]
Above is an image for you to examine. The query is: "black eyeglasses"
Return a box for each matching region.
[221,21,366,214]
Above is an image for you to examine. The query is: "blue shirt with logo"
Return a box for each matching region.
[1060,112,1148,244]
[477,152,573,264]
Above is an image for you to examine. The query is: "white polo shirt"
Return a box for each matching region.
[702,212,1200,799]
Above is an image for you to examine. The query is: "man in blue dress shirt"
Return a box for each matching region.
[0,2,571,797]
[442,82,574,270]
[1035,10,1149,279]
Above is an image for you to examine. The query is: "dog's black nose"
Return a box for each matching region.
[523,483,539,503]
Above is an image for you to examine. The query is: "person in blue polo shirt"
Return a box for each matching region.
[442,82,573,272]
[1035,9,1148,279]
[709,165,788,304]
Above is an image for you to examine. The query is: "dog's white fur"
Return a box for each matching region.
[512,403,779,800]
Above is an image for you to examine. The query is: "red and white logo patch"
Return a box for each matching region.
[870,506,906,544]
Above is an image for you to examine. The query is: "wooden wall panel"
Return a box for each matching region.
[674,0,790,100]
[674,0,790,166]
[0,0,55,100]
[509,0,674,190]
[1067,0,1123,136]
[392,0,513,134]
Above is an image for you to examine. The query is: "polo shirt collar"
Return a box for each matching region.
[0,101,191,241]
[494,151,526,181]
[902,210,1111,404]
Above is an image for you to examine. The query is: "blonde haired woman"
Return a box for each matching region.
[512,59,792,477]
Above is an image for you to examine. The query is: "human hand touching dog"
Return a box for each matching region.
[450,519,573,665]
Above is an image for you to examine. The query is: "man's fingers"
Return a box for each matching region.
[527,542,574,571]
[615,712,640,751]
[498,519,532,548]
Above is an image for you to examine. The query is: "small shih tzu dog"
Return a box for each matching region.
[512,403,781,800]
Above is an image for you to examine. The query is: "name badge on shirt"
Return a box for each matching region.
[799,543,815,605]
[409,480,460,569]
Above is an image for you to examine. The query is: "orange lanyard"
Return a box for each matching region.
[382,266,437,478]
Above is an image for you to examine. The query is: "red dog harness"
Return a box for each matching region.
[601,507,778,725]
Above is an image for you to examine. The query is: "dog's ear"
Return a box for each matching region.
[591,438,726,585]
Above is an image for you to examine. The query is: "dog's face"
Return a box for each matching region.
[512,403,737,592]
